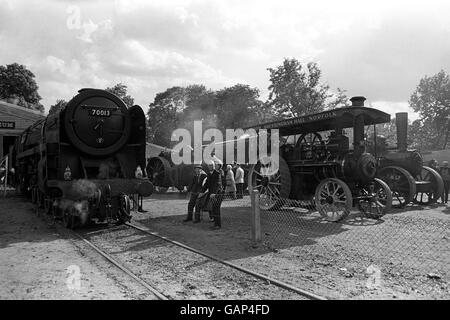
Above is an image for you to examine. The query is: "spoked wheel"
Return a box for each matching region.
[37,190,45,209]
[43,197,53,215]
[31,187,37,204]
[146,156,172,188]
[378,166,416,208]
[117,194,132,224]
[248,156,291,210]
[314,178,352,222]
[63,207,77,229]
[358,178,393,219]
[414,166,444,205]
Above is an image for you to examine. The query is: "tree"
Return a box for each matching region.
[215,84,264,129]
[105,83,134,108]
[147,86,186,147]
[48,99,68,115]
[409,70,450,149]
[0,63,44,112]
[267,58,347,117]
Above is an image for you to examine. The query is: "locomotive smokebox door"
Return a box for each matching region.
[63,89,131,156]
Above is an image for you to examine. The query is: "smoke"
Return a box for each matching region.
[57,199,90,225]
[68,179,98,199]
[57,179,98,225]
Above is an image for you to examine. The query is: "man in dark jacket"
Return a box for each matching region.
[439,161,450,204]
[194,159,224,228]
[183,165,208,222]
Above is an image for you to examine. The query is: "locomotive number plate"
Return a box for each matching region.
[88,107,112,117]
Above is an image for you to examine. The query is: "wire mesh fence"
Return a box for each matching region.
[255,192,450,299]
[135,187,449,299]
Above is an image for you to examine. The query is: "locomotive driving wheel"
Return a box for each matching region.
[357,178,392,219]
[413,166,444,205]
[378,166,416,208]
[314,178,352,222]
[117,194,131,224]
[248,156,291,210]
[63,207,77,229]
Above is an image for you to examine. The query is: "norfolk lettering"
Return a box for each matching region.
[262,111,338,129]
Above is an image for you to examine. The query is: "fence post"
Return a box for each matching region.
[251,189,261,245]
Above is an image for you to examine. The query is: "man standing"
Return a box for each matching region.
[234,162,245,199]
[184,165,208,222]
[440,161,450,204]
[193,159,224,228]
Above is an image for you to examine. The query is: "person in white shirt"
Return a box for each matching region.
[234,162,245,199]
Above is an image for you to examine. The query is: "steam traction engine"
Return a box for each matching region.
[247,96,393,221]
[372,112,444,207]
[15,88,153,228]
[146,151,194,192]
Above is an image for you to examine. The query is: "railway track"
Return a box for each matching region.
[44,208,325,300]
[70,230,169,300]
[125,222,326,300]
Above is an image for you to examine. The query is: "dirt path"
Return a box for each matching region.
[0,197,156,300]
[133,193,450,299]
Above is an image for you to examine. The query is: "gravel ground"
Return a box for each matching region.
[132,192,450,300]
[0,197,158,300]
[2,192,448,300]
[78,224,307,299]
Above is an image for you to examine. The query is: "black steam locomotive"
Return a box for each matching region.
[13,88,153,228]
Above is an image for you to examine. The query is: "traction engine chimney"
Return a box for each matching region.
[396,112,408,151]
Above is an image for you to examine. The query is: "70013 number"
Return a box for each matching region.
[89,108,111,117]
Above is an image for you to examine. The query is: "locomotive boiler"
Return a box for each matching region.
[372,112,444,207]
[14,88,153,228]
[247,96,393,221]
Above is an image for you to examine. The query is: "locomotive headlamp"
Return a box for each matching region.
[64,165,72,181]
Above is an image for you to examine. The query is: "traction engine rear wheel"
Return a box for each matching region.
[378,166,416,208]
[414,166,444,205]
[314,178,352,222]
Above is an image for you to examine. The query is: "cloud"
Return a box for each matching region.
[369,101,420,121]
[1,0,450,117]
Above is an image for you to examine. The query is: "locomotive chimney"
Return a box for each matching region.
[350,96,366,107]
[396,112,408,151]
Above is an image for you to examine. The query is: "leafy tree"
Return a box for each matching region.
[214,84,264,129]
[182,85,216,126]
[409,70,450,149]
[105,83,134,108]
[48,99,68,115]
[0,63,43,112]
[267,58,347,117]
[147,86,186,147]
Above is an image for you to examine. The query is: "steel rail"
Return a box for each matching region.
[126,222,326,300]
[70,230,169,300]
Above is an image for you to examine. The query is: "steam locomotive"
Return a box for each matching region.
[13,88,153,228]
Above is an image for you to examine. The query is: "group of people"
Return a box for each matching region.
[184,160,245,230]
[428,159,450,204]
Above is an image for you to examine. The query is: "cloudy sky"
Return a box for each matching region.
[1,0,449,119]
